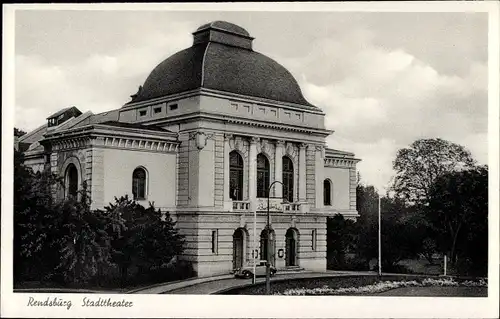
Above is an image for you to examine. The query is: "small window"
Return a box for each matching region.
[259,107,265,114]
[270,110,277,117]
[324,179,332,206]
[312,229,317,250]
[243,105,250,112]
[154,107,162,114]
[257,154,270,198]
[169,104,178,111]
[231,103,238,110]
[211,230,218,254]
[296,113,301,120]
[132,167,147,200]
[139,110,147,117]
[284,112,291,118]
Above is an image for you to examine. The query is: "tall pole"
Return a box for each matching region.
[266,191,271,294]
[378,195,382,277]
[253,208,257,284]
[265,180,284,295]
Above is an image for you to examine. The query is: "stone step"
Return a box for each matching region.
[277,267,305,273]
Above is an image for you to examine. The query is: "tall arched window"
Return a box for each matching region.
[324,179,332,206]
[257,154,270,198]
[65,164,78,199]
[282,156,294,203]
[132,167,147,200]
[229,151,244,200]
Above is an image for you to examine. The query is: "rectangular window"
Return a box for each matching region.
[243,105,250,112]
[270,110,277,117]
[169,103,178,111]
[284,112,291,118]
[231,103,238,110]
[296,113,301,120]
[312,229,317,250]
[154,107,162,114]
[211,230,218,254]
[259,107,266,114]
[139,110,147,116]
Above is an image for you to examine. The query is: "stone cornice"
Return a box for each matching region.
[41,124,179,153]
[121,87,325,115]
[142,111,333,137]
[324,156,360,168]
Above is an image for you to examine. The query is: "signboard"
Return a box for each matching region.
[256,198,283,212]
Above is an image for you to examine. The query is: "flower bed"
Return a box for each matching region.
[278,277,487,296]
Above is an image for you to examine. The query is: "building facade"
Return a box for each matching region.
[18,21,360,277]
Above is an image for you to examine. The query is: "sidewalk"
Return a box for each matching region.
[129,270,376,294]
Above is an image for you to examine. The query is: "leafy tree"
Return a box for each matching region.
[14,149,63,282]
[427,165,488,275]
[54,184,113,285]
[104,196,185,286]
[14,127,27,137]
[392,138,476,205]
[326,214,357,269]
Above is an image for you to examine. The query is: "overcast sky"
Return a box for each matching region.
[13,9,488,191]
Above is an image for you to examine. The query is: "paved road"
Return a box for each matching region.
[150,271,376,295]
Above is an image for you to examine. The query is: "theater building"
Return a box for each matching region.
[18,21,360,277]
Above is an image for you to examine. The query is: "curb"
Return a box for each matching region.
[212,272,378,295]
[127,274,234,294]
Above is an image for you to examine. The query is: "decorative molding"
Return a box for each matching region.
[250,136,260,144]
[276,140,286,148]
[299,143,307,150]
[188,131,215,150]
[51,136,91,151]
[324,157,357,168]
[224,133,233,141]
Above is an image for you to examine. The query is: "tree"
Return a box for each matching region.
[392,138,476,205]
[14,149,63,282]
[103,196,185,286]
[426,165,488,275]
[14,127,27,137]
[54,184,114,285]
[326,214,357,269]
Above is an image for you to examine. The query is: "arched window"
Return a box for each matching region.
[282,156,294,203]
[65,164,78,199]
[229,151,244,200]
[132,167,147,200]
[257,154,270,198]
[324,179,332,206]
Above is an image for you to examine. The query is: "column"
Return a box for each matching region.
[298,143,307,202]
[223,134,233,211]
[274,140,285,199]
[248,137,259,210]
[315,145,325,209]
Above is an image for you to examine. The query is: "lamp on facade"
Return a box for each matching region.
[265,180,285,295]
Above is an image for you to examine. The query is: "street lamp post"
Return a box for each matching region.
[265,180,284,295]
[378,194,382,277]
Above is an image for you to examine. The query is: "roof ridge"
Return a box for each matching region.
[201,42,211,87]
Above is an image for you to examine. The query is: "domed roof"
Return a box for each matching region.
[128,21,316,109]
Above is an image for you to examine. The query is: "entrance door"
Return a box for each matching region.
[260,228,276,266]
[233,229,244,269]
[285,228,298,267]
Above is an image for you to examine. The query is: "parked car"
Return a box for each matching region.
[234,260,277,279]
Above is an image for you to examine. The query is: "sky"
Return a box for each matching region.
[13,9,489,192]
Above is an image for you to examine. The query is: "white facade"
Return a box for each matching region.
[18,21,360,277]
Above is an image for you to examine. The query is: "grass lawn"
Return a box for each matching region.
[374,286,487,297]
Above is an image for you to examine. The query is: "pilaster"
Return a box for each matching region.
[274,140,285,198]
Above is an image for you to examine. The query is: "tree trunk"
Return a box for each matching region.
[450,222,462,265]
[120,265,128,288]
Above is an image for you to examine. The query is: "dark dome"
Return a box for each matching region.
[129,21,316,109]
